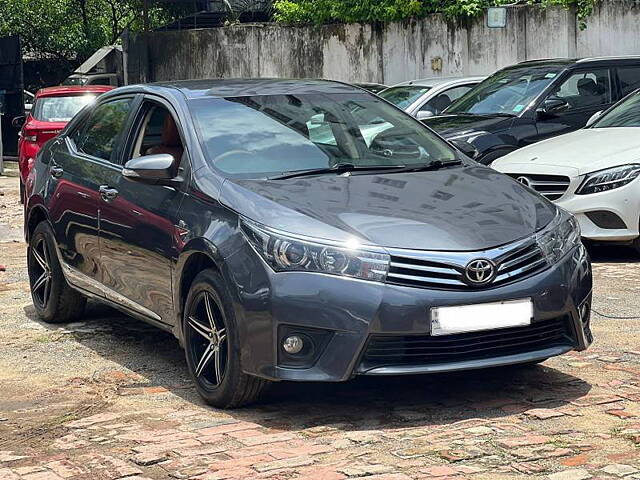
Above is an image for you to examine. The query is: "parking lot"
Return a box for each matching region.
[1,169,639,480]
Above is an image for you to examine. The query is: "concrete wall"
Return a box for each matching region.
[125,2,640,85]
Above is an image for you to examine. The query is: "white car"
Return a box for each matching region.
[378,76,485,120]
[493,89,640,252]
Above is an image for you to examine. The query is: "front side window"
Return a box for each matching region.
[77,98,132,162]
[547,69,611,109]
[189,93,457,178]
[32,95,97,122]
[447,65,564,115]
[592,91,640,128]
[617,66,640,97]
[378,86,431,110]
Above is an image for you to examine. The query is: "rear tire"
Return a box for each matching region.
[27,222,86,323]
[183,269,269,408]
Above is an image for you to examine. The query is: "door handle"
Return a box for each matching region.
[99,185,119,202]
[50,166,64,178]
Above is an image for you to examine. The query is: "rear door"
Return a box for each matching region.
[533,67,614,142]
[51,96,135,292]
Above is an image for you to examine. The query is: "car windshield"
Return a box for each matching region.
[62,77,88,86]
[592,91,640,128]
[190,92,458,179]
[446,65,565,115]
[378,86,431,110]
[32,95,97,122]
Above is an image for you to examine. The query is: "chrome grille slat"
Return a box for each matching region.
[495,258,547,282]
[507,173,571,200]
[386,239,549,291]
[388,261,458,275]
[498,248,540,271]
[386,272,467,287]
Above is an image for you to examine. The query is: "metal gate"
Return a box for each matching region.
[0,35,25,159]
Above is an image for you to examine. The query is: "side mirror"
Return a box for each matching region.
[12,115,26,129]
[538,97,569,118]
[416,110,435,121]
[586,110,603,127]
[122,154,180,185]
[450,139,478,159]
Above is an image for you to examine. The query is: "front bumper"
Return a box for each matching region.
[556,179,640,243]
[226,243,592,382]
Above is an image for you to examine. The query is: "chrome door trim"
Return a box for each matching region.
[58,255,162,322]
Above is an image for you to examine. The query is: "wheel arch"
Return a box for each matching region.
[25,204,51,243]
[173,238,229,342]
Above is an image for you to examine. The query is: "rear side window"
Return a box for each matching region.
[549,69,612,109]
[76,98,132,162]
[617,66,640,97]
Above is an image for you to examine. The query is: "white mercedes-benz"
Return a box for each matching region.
[493,89,640,253]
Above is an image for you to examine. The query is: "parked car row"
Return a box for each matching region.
[24,77,593,408]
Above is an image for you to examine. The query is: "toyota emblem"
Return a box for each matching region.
[516,176,531,187]
[464,259,496,285]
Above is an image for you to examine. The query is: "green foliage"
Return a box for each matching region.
[273,0,596,25]
[0,0,189,64]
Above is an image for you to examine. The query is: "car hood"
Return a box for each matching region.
[422,114,514,138]
[492,128,640,176]
[220,166,556,251]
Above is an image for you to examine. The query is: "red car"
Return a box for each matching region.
[16,85,113,201]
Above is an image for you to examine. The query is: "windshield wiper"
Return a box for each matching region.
[386,159,463,173]
[269,163,406,180]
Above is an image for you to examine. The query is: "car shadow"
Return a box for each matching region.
[23,301,592,432]
[587,243,640,264]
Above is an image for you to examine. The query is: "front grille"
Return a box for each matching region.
[506,173,571,200]
[387,241,547,290]
[359,317,572,371]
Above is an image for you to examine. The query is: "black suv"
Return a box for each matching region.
[424,57,640,164]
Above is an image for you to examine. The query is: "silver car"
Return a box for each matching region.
[379,76,485,120]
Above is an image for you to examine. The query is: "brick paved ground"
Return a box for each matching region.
[1,170,639,480]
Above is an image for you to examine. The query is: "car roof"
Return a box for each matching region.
[387,76,485,88]
[36,85,114,98]
[514,56,640,69]
[123,78,374,99]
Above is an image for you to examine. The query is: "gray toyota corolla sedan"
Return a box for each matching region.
[25,79,592,408]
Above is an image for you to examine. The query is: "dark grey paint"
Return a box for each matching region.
[26,79,593,384]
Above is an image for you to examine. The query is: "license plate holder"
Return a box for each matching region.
[430,298,533,336]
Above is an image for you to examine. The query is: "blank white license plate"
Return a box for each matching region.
[430,299,533,336]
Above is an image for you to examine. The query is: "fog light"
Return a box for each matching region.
[282,335,304,354]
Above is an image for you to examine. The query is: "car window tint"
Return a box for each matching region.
[378,86,431,110]
[593,91,640,128]
[549,69,612,109]
[617,66,640,97]
[77,98,132,162]
[190,93,457,179]
[420,85,475,115]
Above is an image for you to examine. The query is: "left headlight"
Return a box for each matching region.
[240,219,390,282]
[536,210,581,265]
[576,164,640,195]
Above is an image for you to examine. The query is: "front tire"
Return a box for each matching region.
[27,222,86,323]
[183,269,269,408]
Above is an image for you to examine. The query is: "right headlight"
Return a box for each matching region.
[240,218,390,282]
[536,210,581,265]
[576,164,640,195]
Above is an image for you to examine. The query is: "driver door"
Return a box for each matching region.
[532,68,614,143]
[98,98,189,325]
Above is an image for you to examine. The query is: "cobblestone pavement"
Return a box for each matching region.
[1,170,639,480]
